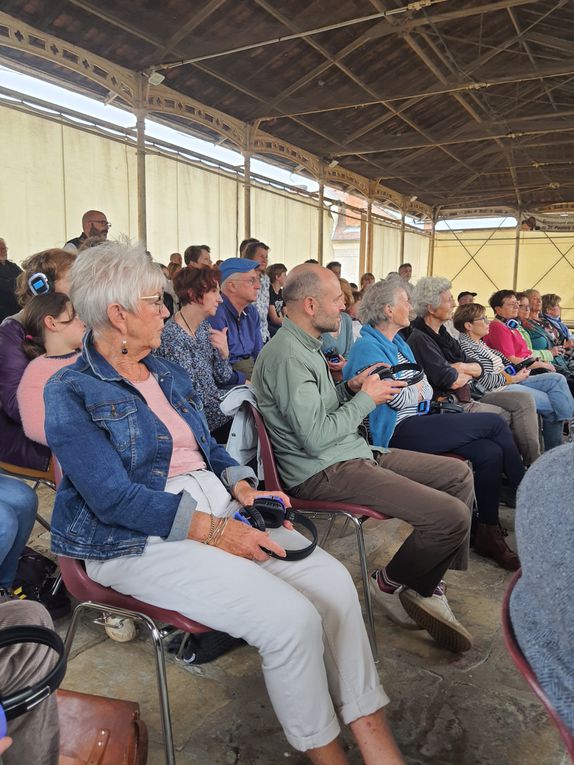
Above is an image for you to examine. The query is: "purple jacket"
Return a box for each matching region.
[0,317,51,470]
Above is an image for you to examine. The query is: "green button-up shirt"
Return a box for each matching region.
[252,317,376,489]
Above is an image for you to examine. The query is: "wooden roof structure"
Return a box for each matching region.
[0,0,573,217]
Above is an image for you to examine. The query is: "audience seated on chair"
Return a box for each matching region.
[455,300,574,452]
[156,264,236,442]
[407,277,542,471]
[252,263,476,653]
[510,441,574,737]
[17,293,84,447]
[44,242,404,765]
[0,248,75,471]
[344,279,522,571]
[244,241,271,345]
[208,258,263,381]
[266,262,287,338]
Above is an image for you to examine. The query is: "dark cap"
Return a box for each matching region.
[457,291,477,301]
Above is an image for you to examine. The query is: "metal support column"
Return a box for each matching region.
[317,181,324,264]
[243,152,251,239]
[428,209,437,276]
[399,211,406,265]
[365,200,373,274]
[135,75,147,248]
[512,212,521,290]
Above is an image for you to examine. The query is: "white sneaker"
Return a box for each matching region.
[399,587,473,653]
[368,573,422,630]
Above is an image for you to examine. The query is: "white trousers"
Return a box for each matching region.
[86,471,387,751]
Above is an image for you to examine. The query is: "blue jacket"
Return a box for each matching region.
[208,295,263,379]
[343,324,417,448]
[44,332,255,560]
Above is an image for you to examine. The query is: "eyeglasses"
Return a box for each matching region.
[472,317,489,323]
[518,304,531,310]
[503,300,519,307]
[233,276,260,286]
[90,220,111,228]
[140,293,165,312]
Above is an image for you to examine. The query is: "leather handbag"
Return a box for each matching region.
[57,689,148,764]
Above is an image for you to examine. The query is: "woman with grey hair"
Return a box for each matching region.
[344,279,524,572]
[408,277,541,468]
[43,242,404,765]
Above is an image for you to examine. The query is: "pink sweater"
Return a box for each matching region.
[484,319,529,359]
[17,352,80,446]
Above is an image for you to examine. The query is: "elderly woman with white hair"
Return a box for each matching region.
[43,242,404,765]
[344,279,524,571]
[408,276,541,472]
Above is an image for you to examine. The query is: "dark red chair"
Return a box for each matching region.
[502,569,574,760]
[248,403,391,660]
[59,557,212,765]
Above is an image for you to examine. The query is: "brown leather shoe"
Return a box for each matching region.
[473,523,520,571]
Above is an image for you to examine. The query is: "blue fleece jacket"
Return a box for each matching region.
[343,324,417,447]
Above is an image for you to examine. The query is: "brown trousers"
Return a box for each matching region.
[0,600,60,765]
[290,449,474,597]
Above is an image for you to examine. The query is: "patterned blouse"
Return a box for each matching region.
[156,318,234,432]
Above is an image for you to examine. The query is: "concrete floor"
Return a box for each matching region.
[32,485,568,765]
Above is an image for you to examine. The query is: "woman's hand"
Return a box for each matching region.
[451,372,472,389]
[188,511,286,560]
[0,737,12,756]
[209,327,229,359]
[232,483,293,529]
[512,368,531,383]
[532,360,556,372]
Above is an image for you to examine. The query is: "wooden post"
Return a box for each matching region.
[317,180,324,264]
[135,75,147,248]
[243,152,251,239]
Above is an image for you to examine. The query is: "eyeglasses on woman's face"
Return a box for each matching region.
[139,293,165,313]
[472,316,489,323]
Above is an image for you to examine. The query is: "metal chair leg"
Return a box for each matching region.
[319,513,336,547]
[64,601,177,765]
[347,514,378,663]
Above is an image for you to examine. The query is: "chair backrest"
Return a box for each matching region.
[247,403,283,492]
[502,570,574,759]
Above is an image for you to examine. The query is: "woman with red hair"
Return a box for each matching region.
[156,266,239,441]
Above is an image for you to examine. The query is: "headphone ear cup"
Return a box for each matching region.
[244,506,266,531]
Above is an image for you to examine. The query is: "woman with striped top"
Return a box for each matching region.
[344,279,523,572]
[455,301,574,452]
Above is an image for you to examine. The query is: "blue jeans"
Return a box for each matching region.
[0,476,38,588]
[518,373,574,450]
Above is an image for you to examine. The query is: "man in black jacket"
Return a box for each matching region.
[0,239,21,322]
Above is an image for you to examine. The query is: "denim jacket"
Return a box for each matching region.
[44,331,256,560]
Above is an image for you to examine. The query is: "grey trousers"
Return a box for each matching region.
[463,387,540,466]
[290,449,475,597]
[0,600,60,765]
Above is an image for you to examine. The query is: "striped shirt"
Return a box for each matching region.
[458,333,508,392]
[389,350,433,426]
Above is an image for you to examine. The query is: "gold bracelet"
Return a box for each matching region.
[203,512,217,545]
[210,517,230,547]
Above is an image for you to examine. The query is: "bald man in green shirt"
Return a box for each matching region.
[252,264,475,654]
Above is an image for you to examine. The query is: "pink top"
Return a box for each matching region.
[17,352,80,446]
[133,373,206,477]
[484,319,529,359]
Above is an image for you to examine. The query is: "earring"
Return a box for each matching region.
[121,339,128,355]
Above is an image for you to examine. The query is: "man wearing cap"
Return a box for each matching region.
[208,257,262,380]
[457,291,477,306]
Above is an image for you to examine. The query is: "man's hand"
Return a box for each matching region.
[361,374,407,405]
[451,372,472,389]
[346,363,389,394]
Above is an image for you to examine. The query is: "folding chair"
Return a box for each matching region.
[502,569,574,760]
[60,556,213,765]
[247,403,390,661]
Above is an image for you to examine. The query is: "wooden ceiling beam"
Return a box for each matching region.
[153,0,227,61]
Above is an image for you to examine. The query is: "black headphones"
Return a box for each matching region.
[495,316,519,330]
[240,498,318,561]
[0,625,67,731]
[371,362,425,385]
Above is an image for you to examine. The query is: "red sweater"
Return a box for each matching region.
[484,319,530,359]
